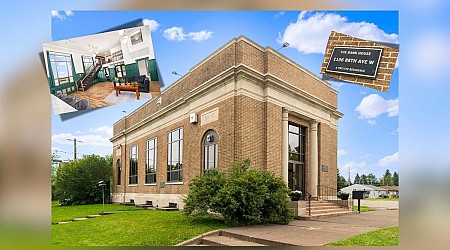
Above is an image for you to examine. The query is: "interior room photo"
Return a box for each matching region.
[42,25,161,114]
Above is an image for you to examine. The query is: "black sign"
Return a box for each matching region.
[326,47,383,79]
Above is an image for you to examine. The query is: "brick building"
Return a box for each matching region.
[110,36,343,208]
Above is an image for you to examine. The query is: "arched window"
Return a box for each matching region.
[203,130,218,172]
[117,159,122,186]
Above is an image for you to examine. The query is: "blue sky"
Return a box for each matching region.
[51,10,399,181]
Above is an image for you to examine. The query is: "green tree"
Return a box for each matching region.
[367,173,379,186]
[51,153,61,201]
[54,154,113,205]
[360,174,367,185]
[393,172,399,186]
[383,169,394,186]
[337,169,347,190]
[354,173,361,184]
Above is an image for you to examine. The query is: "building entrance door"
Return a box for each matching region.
[288,162,305,196]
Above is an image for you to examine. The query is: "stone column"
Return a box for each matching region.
[281,108,289,185]
[309,120,319,198]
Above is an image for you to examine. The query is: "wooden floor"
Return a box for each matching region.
[70,81,161,109]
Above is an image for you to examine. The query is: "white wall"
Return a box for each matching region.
[122,25,155,65]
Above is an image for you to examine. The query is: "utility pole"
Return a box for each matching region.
[67,138,83,161]
[348,166,351,186]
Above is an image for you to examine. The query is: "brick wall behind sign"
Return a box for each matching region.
[321,31,398,92]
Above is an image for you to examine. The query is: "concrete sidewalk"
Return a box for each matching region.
[222,209,398,246]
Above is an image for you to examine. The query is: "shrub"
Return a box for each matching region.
[183,169,226,216]
[184,159,291,226]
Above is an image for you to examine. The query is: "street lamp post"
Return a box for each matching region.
[98,180,106,214]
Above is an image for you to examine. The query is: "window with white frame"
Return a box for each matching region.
[167,128,183,182]
[146,138,157,184]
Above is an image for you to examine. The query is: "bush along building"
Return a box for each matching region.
[110,36,343,212]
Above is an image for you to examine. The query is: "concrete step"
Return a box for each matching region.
[310,208,351,215]
[201,235,266,246]
[299,210,354,220]
[309,204,343,209]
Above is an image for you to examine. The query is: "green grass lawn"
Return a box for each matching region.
[366,198,399,201]
[52,201,138,224]
[52,202,226,246]
[353,205,374,212]
[329,226,398,246]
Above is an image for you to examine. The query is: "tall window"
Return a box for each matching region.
[82,56,94,72]
[203,130,218,172]
[288,124,306,162]
[49,53,74,86]
[167,128,183,182]
[129,145,138,185]
[117,159,122,185]
[146,138,157,184]
[115,64,126,77]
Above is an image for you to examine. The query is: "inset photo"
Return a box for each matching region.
[43,25,161,114]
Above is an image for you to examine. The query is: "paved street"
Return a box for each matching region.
[359,200,399,209]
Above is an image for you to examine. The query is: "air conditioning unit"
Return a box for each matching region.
[189,113,197,124]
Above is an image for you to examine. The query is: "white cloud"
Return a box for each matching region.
[360,154,374,159]
[89,125,113,137]
[355,94,399,119]
[52,132,111,147]
[367,120,377,126]
[388,127,399,135]
[274,11,285,19]
[188,30,213,41]
[338,149,347,156]
[164,27,185,41]
[64,10,74,17]
[51,10,74,20]
[278,11,399,54]
[340,161,367,173]
[163,26,213,42]
[143,19,160,32]
[378,152,399,167]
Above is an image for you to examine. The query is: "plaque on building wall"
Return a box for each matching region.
[322,165,329,172]
[326,47,383,79]
[116,148,121,156]
[201,108,219,126]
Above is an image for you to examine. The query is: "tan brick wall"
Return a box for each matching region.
[321,31,399,92]
[113,97,237,195]
[318,123,338,194]
[265,102,282,176]
[234,95,266,169]
[266,51,337,107]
